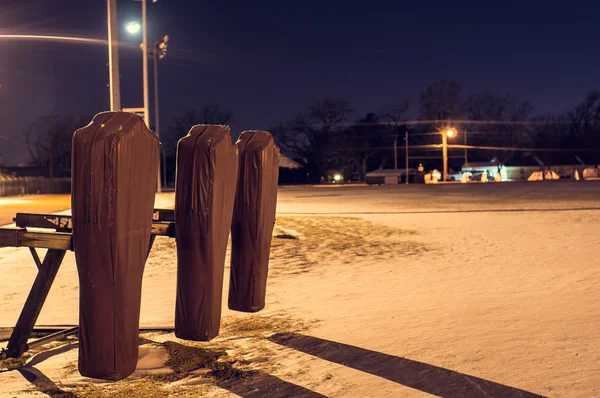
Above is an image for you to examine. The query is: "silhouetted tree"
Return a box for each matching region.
[464,90,534,163]
[166,105,234,149]
[342,112,389,179]
[568,91,600,150]
[273,98,354,182]
[162,105,234,186]
[379,99,411,169]
[419,80,464,125]
[25,115,89,178]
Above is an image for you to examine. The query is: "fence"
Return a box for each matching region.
[0,177,71,197]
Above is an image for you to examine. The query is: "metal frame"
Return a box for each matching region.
[0,209,175,360]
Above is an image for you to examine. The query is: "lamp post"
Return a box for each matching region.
[141,0,150,130]
[152,35,169,190]
[138,0,159,127]
[107,0,121,111]
[405,130,409,184]
[129,0,160,191]
[442,127,456,182]
[464,130,468,166]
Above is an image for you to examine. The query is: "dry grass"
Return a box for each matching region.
[72,377,207,398]
[146,217,430,280]
[221,313,310,338]
[0,356,28,371]
[270,216,430,276]
[57,312,312,397]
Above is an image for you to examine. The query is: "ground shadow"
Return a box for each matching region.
[217,369,326,398]
[17,366,76,398]
[269,333,545,398]
[26,342,79,368]
[10,337,161,396]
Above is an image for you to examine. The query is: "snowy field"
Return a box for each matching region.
[1,181,600,397]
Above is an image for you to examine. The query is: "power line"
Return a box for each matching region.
[333,144,600,152]
[447,144,600,152]
[287,119,572,130]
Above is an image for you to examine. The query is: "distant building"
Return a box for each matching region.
[278,154,302,169]
[365,168,420,184]
[277,154,307,185]
[461,155,598,181]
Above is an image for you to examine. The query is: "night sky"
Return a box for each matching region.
[1,0,599,165]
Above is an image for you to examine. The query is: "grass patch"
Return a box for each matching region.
[270,216,430,275]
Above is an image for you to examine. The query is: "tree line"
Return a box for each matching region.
[271,80,600,183]
[17,79,600,183]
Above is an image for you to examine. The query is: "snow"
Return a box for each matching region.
[1,183,600,397]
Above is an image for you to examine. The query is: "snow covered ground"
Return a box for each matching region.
[1,182,599,397]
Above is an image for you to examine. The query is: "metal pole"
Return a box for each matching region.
[393,139,397,169]
[443,133,448,182]
[153,46,162,193]
[405,130,409,184]
[107,0,121,111]
[464,130,468,166]
[162,149,167,188]
[142,0,150,128]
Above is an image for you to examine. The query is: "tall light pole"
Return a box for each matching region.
[107,0,121,111]
[443,128,456,182]
[393,139,397,169]
[131,0,159,191]
[152,35,169,190]
[142,0,150,129]
[464,130,468,166]
[405,130,409,184]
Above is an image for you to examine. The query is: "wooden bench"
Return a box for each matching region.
[0,209,175,360]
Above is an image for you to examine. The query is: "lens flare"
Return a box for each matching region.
[0,34,106,45]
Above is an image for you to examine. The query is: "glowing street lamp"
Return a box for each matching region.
[126,21,141,35]
[442,127,457,181]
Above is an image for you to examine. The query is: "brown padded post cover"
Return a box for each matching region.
[228,130,279,312]
[174,125,238,341]
[72,112,159,380]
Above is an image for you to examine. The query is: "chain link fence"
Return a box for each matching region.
[0,177,71,197]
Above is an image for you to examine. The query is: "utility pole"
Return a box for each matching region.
[442,133,449,182]
[405,130,409,184]
[393,139,397,169]
[153,46,161,192]
[464,130,468,166]
[152,35,168,191]
[107,0,121,111]
[142,0,150,129]
[162,149,167,188]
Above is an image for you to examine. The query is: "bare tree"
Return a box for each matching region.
[166,105,234,149]
[344,112,389,179]
[273,98,354,182]
[568,91,600,149]
[380,99,410,124]
[419,80,463,126]
[159,105,234,186]
[379,99,411,169]
[465,90,534,164]
[25,115,86,178]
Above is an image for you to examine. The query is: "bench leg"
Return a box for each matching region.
[146,235,156,261]
[3,249,67,359]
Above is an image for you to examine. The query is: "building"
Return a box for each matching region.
[461,155,598,181]
[278,154,302,169]
[365,168,421,184]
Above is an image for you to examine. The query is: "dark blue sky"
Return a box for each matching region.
[0,0,599,164]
